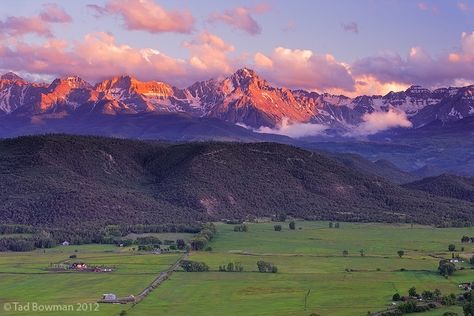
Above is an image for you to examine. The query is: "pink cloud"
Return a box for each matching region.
[209,4,270,35]
[253,47,355,91]
[351,31,474,88]
[0,16,52,37]
[417,2,440,14]
[0,4,71,38]
[183,32,235,76]
[457,2,473,13]
[0,31,237,87]
[39,3,72,23]
[88,0,194,34]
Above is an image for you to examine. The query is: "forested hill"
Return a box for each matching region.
[404,174,474,203]
[0,134,473,229]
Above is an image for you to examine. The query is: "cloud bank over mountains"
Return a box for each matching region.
[0,0,473,97]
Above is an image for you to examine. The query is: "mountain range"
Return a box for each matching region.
[1,68,473,132]
[1,69,474,177]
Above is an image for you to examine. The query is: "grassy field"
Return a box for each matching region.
[0,244,180,316]
[129,221,474,316]
[1,222,473,316]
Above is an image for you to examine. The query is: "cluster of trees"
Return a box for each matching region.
[0,230,57,252]
[233,224,248,232]
[0,225,35,234]
[190,223,216,251]
[0,238,36,252]
[389,287,458,315]
[0,222,203,252]
[396,301,431,314]
[218,262,244,272]
[328,222,340,228]
[180,260,209,272]
[0,221,201,252]
[392,287,454,303]
[438,259,456,276]
[463,290,474,316]
[461,236,474,243]
[224,220,243,225]
[256,260,278,273]
[273,213,287,222]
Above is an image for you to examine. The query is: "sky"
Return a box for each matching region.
[0,0,473,96]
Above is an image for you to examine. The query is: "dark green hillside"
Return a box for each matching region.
[0,134,473,229]
[404,174,474,203]
[329,153,418,184]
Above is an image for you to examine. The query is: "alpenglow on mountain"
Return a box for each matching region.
[1,68,473,136]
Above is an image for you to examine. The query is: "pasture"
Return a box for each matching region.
[1,222,474,315]
[130,221,474,316]
[0,244,180,316]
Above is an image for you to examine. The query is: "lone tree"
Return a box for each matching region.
[470,255,474,265]
[392,293,401,301]
[329,222,333,228]
[360,249,365,257]
[176,239,186,250]
[408,287,417,297]
[289,221,296,230]
[274,225,282,231]
[335,222,340,228]
[342,250,349,257]
[397,250,405,258]
[448,244,456,252]
[438,259,456,276]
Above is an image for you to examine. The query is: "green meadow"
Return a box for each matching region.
[1,222,474,315]
[130,222,474,316]
[0,244,180,316]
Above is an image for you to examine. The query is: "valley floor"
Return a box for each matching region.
[1,222,474,315]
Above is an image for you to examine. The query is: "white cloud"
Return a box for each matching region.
[350,108,412,136]
[253,117,328,138]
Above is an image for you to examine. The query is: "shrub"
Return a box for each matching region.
[256,260,278,273]
[438,260,456,276]
[234,224,248,232]
[176,239,186,250]
[392,293,401,301]
[180,260,209,272]
[274,225,282,231]
[289,221,296,230]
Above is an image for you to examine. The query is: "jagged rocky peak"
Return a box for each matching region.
[49,76,92,91]
[95,75,173,96]
[1,72,25,82]
[228,68,269,90]
[405,85,431,95]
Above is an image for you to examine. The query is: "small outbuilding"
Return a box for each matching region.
[102,293,117,301]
